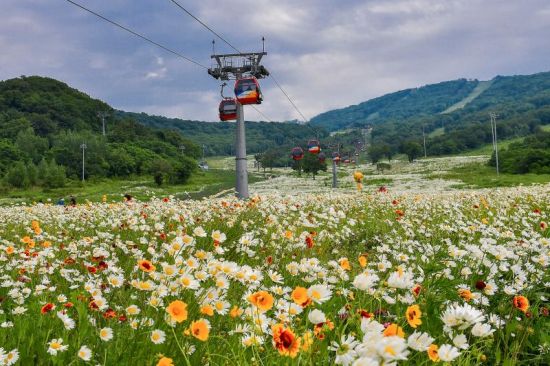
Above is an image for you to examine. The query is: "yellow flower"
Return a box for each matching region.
[166,300,188,323]
[406,305,422,328]
[428,344,439,362]
[358,255,367,268]
[230,306,243,318]
[339,258,351,271]
[200,304,214,316]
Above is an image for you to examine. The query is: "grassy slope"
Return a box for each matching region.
[429,162,550,188]
[441,79,494,114]
[0,169,264,205]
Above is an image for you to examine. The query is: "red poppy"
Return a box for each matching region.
[41,303,55,314]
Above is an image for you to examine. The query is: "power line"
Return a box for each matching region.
[65,0,208,69]
[166,0,309,123]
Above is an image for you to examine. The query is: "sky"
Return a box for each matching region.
[1,0,550,122]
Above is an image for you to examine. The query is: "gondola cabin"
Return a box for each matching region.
[234,77,262,105]
[332,152,341,162]
[291,147,304,161]
[307,139,321,154]
[318,152,326,163]
[218,99,237,121]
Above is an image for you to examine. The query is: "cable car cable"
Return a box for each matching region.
[65,0,208,70]
[169,0,242,54]
[166,0,309,123]
[250,105,272,122]
[267,74,308,123]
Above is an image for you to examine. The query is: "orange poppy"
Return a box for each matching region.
[291,287,311,307]
[41,303,55,314]
[248,291,274,312]
[138,259,156,272]
[383,323,405,338]
[190,319,210,341]
[513,295,529,313]
[166,300,188,323]
[272,324,301,358]
[458,289,474,302]
[157,357,174,366]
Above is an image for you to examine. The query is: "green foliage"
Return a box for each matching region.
[310,72,550,158]
[302,152,327,178]
[5,161,29,188]
[120,111,328,157]
[400,141,423,162]
[490,130,550,174]
[376,162,391,172]
[310,79,479,131]
[0,76,200,188]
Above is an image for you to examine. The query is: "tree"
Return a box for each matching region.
[401,141,422,163]
[46,160,66,188]
[149,159,173,186]
[260,150,279,172]
[170,157,196,184]
[26,163,38,186]
[302,153,327,179]
[368,145,386,164]
[5,161,29,188]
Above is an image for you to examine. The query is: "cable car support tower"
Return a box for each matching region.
[208,46,269,199]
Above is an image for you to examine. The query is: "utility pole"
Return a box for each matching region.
[422,125,427,158]
[208,49,269,199]
[202,144,206,162]
[97,111,109,136]
[489,112,499,175]
[80,143,87,182]
[329,143,338,188]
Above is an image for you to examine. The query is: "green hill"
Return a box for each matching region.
[0,76,199,187]
[117,112,326,157]
[310,78,479,131]
[310,71,550,158]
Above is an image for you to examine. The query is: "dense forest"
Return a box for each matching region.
[0,76,199,188]
[118,111,327,157]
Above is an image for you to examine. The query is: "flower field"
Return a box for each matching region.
[0,186,549,365]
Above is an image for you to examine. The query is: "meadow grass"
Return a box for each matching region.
[428,162,550,188]
[0,169,263,205]
[0,187,548,365]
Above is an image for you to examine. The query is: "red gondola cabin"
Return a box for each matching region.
[291,147,304,161]
[218,99,237,121]
[307,140,321,154]
[234,77,262,105]
[318,152,326,163]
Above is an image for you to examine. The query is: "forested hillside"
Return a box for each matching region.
[309,71,550,159]
[0,76,199,188]
[118,111,326,156]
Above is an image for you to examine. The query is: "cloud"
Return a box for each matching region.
[1,0,549,122]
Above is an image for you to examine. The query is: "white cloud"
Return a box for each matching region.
[1,0,549,122]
